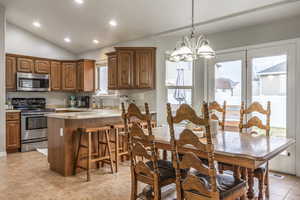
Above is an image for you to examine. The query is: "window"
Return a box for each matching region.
[165,60,193,110]
[215,60,242,122]
[96,65,108,94]
[251,55,287,137]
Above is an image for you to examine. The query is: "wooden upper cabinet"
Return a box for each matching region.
[77,62,84,91]
[35,60,50,74]
[50,61,61,91]
[135,48,155,89]
[77,60,95,92]
[6,56,17,91]
[117,50,134,89]
[107,47,156,90]
[62,62,77,91]
[17,57,34,73]
[107,53,118,89]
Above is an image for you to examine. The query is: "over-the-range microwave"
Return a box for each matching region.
[17,72,50,92]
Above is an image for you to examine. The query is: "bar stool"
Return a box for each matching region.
[73,126,114,181]
[110,124,131,172]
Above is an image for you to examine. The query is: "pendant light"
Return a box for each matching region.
[167,0,215,62]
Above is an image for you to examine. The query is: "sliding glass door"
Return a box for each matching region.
[208,51,246,131]
[247,44,296,174]
[208,43,296,174]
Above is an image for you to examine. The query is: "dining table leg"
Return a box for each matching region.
[247,168,255,199]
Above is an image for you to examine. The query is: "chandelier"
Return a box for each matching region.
[167,0,215,62]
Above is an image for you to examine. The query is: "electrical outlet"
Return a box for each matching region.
[60,128,64,137]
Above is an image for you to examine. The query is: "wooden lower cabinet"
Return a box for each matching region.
[6,113,20,153]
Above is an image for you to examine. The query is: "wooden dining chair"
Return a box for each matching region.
[167,103,247,200]
[207,101,227,130]
[239,101,271,200]
[122,103,176,200]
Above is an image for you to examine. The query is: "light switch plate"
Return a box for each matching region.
[60,128,64,136]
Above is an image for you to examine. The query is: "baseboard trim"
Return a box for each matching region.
[0,151,7,157]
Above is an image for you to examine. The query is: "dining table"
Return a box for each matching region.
[151,126,295,199]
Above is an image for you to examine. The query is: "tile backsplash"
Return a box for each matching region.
[6,92,70,106]
[6,89,157,110]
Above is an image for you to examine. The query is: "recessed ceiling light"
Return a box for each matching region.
[64,37,71,43]
[74,0,84,4]
[32,21,41,28]
[109,20,117,27]
[93,39,99,44]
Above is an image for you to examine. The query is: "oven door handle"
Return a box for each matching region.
[21,114,46,117]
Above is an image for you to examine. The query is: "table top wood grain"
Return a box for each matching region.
[152,126,295,169]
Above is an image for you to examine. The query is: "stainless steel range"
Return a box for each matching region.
[11,98,54,152]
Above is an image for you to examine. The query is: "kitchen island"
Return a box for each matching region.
[47,109,125,176]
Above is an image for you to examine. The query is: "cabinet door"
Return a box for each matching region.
[62,62,77,91]
[17,57,34,73]
[6,56,17,91]
[107,54,118,89]
[35,60,50,74]
[6,120,20,150]
[77,62,84,91]
[135,49,155,89]
[117,50,134,89]
[51,61,61,91]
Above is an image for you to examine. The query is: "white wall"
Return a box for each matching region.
[6,22,76,60]
[0,5,6,156]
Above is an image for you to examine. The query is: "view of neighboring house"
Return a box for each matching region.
[257,62,287,96]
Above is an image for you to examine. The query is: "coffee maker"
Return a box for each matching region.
[80,96,90,108]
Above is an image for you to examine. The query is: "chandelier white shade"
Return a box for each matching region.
[167,0,215,62]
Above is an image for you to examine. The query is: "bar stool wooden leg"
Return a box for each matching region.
[87,131,92,181]
[96,131,100,169]
[115,128,119,172]
[105,129,114,173]
[73,133,82,175]
[101,133,106,168]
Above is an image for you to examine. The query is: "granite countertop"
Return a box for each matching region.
[53,107,94,112]
[46,109,123,119]
[46,109,156,120]
[5,109,21,113]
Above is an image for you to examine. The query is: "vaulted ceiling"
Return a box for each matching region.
[1,0,300,54]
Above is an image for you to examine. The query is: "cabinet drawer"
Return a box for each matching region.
[6,112,20,121]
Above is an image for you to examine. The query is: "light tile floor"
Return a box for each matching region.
[0,151,299,200]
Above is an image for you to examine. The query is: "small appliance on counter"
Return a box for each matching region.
[70,96,90,108]
[69,96,76,108]
[81,96,90,108]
